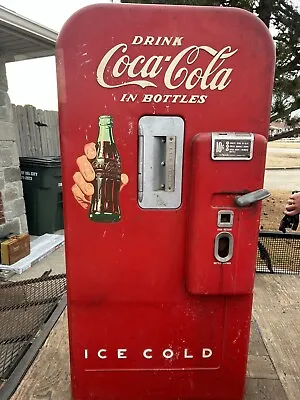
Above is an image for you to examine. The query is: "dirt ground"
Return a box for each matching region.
[260,190,289,231]
[261,142,299,230]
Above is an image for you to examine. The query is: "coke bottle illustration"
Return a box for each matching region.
[89,115,122,222]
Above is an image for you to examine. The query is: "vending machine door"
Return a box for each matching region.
[56,3,275,400]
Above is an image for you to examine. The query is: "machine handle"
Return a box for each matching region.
[235,189,270,207]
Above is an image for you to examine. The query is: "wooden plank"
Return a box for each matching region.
[11,310,71,400]
[25,105,39,157]
[253,274,300,400]
[46,110,60,156]
[29,105,42,157]
[248,319,268,357]
[43,110,52,156]
[11,104,22,156]
[46,110,56,156]
[12,104,60,157]
[16,105,32,157]
[36,108,50,156]
[247,319,283,381]
[53,111,61,155]
[52,110,60,156]
[244,378,289,400]
[15,105,26,157]
[45,110,52,156]
[45,110,55,156]
[38,109,50,156]
[247,355,278,379]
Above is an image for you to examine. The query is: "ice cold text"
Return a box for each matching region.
[84,347,213,360]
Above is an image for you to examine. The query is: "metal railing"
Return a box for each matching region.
[0,274,66,382]
[257,231,300,275]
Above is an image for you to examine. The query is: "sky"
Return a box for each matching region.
[2,1,114,111]
[2,0,300,111]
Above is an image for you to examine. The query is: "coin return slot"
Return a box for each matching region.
[221,214,230,223]
[214,232,233,263]
[217,210,234,228]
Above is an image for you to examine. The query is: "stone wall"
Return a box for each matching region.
[0,60,28,238]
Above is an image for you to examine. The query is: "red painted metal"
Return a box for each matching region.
[56,4,275,400]
[186,132,267,296]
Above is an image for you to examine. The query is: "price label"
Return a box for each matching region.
[212,133,254,160]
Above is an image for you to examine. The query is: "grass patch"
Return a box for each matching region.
[266,141,300,168]
[266,153,300,168]
[268,141,300,149]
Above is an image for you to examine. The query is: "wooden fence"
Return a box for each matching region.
[12,104,60,158]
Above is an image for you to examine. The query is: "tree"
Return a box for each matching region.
[270,1,300,124]
[122,0,300,141]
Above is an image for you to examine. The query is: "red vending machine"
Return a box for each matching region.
[56,4,275,399]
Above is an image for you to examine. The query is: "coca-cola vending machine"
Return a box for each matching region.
[56,4,275,400]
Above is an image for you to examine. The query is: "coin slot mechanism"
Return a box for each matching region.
[152,136,176,192]
[214,232,233,263]
[138,116,184,209]
[217,210,234,228]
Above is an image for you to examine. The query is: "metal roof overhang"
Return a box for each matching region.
[0,6,57,62]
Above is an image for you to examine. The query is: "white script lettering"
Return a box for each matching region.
[96,43,237,91]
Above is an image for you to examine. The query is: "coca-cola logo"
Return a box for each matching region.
[96,36,238,92]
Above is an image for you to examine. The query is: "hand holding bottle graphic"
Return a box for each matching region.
[72,116,128,222]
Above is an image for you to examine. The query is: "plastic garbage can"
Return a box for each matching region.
[19,157,63,236]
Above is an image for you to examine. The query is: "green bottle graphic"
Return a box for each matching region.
[89,116,121,222]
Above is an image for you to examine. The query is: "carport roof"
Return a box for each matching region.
[0,5,57,62]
